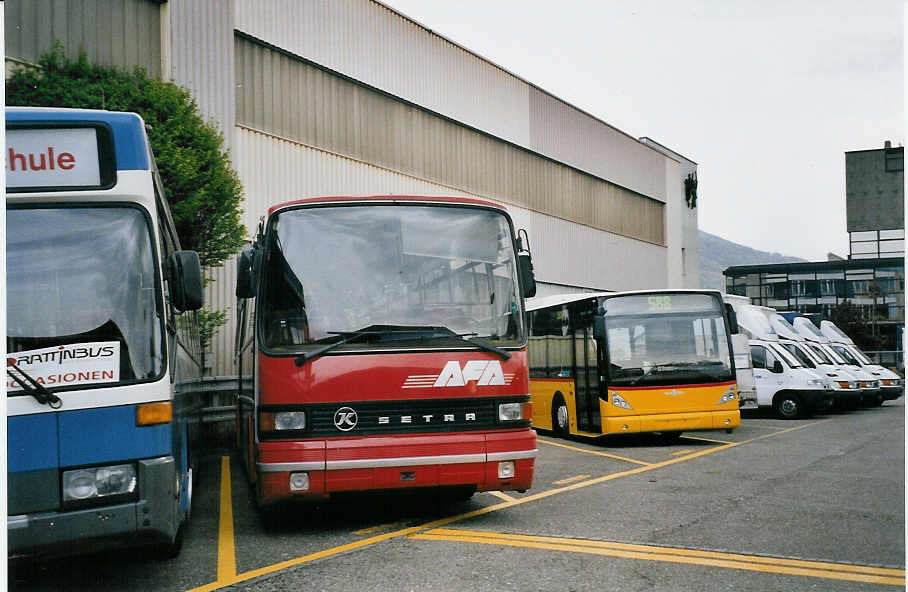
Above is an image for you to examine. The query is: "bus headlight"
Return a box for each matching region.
[498,402,532,421]
[63,464,137,502]
[716,386,736,405]
[261,411,307,431]
[611,392,632,410]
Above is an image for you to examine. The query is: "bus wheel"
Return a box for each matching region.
[552,395,569,437]
[773,393,802,419]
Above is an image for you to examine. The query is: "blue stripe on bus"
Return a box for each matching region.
[59,406,171,468]
[8,413,59,472]
[6,108,150,170]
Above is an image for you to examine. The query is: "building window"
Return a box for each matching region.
[885,147,903,172]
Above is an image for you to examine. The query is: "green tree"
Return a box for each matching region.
[7,45,246,356]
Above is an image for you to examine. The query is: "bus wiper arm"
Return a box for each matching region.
[294,330,374,367]
[6,362,63,409]
[418,329,511,361]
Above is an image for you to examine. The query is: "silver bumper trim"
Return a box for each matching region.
[257,449,538,473]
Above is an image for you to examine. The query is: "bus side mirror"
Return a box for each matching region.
[236,248,258,299]
[725,303,739,334]
[593,314,605,339]
[772,360,784,373]
[518,253,536,299]
[169,250,204,312]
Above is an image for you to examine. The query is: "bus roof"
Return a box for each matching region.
[6,106,150,171]
[525,289,723,312]
[267,195,509,215]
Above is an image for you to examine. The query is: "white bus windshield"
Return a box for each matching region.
[603,293,733,387]
[7,207,164,391]
[259,204,524,352]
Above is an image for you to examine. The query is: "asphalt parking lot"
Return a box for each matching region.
[10,401,905,591]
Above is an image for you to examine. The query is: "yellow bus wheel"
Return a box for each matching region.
[552,394,569,437]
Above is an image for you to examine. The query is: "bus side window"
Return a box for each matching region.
[528,307,571,379]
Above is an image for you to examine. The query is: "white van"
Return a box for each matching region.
[791,317,883,405]
[728,302,832,419]
[820,320,903,404]
[722,296,758,410]
[763,313,863,410]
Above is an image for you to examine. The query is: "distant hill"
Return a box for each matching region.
[698,230,807,291]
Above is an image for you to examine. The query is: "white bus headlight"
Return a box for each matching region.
[261,411,307,431]
[275,411,306,430]
[611,392,632,410]
[498,402,531,421]
[63,464,136,502]
[716,386,736,405]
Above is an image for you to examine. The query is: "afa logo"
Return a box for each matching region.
[402,361,514,389]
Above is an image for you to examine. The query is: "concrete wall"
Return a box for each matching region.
[845,147,904,232]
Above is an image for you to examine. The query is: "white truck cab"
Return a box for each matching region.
[820,320,903,404]
[728,302,832,419]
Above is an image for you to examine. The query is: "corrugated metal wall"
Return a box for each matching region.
[206,126,667,376]
[234,35,664,247]
[233,0,668,202]
[5,0,162,78]
[163,0,235,144]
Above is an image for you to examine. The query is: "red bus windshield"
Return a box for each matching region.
[258,204,526,353]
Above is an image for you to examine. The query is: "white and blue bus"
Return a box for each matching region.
[6,107,205,558]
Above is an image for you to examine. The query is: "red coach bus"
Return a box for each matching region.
[234,196,538,507]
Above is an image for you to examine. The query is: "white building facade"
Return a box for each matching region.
[6,0,701,376]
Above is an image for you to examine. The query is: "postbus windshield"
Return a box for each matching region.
[604,293,733,387]
[7,207,164,391]
[259,204,525,352]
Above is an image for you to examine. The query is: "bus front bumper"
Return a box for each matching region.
[255,431,537,505]
[603,409,741,435]
[8,457,180,559]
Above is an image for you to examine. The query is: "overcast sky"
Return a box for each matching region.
[381,0,904,261]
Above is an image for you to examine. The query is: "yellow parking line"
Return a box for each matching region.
[353,521,410,536]
[669,449,693,456]
[216,456,236,582]
[412,529,905,587]
[552,474,591,485]
[486,491,517,502]
[537,437,652,465]
[186,419,827,591]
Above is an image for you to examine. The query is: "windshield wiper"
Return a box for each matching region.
[415,327,511,360]
[294,329,377,366]
[294,325,512,365]
[6,362,63,409]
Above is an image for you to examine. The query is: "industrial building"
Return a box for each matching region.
[6,0,701,376]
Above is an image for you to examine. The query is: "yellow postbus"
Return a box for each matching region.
[527,290,740,441]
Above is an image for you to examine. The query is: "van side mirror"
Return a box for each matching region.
[169,250,204,312]
[518,253,536,299]
[772,360,784,373]
[236,248,258,299]
[725,303,739,334]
